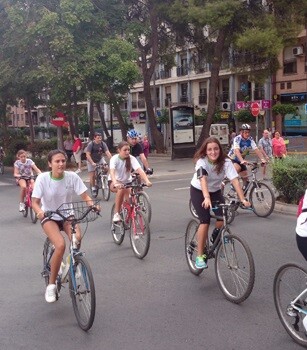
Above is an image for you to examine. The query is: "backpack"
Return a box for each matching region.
[297,194,307,217]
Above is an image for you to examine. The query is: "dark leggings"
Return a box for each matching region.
[190,186,224,224]
[296,234,307,261]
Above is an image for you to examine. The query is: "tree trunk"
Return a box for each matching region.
[25,97,35,144]
[196,29,227,148]
[108,89,127,140]
[89,100,94,138]
[138,8,164,153]
[96,102,110,138]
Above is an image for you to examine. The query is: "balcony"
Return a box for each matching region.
[253,88,265,100]
[176,66,188,77]
[160,70,171,79]
[199,94,207,104]
[180,95,189,103]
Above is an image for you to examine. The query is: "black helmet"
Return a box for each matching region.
[240,124,251,130]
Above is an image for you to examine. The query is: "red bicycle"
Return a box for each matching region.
[110,181,150,259]
[19,175,38,224]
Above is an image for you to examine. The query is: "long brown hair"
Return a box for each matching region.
[193,137,226,174]
[117,141,131,172]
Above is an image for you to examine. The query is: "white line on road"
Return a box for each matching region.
[174,187,189,191]
[152,177,190,184]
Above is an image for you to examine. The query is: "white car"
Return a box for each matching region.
[175,118,192,127]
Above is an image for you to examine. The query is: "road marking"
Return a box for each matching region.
[0,182,11,186]
[174,187,189,190]
[152,177,190,184]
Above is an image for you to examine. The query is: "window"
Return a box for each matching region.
[199,82,207,104]
[283,46,297,74]
[287,82,292,89]
[280,82,285,90]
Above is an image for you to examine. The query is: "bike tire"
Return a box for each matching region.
[137,191,152,223]
[42,238,52,287]
[101,175,110,201]
[110,204,125,245]
[273,263,307,347]
[215,233,255,304]
[22,203,28,218]
[0,163,4,175]
[130,210,150,259]
[189,198,199,219]
[30,207,38,224]
[69,255,96,331]
[249,182,275,217]
[184,219,204,276]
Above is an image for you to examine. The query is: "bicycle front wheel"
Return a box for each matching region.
[42,238,52,287]
[101,175,110,201]
[30,206,38,224]
[184,219,203,276]
[137,191,152,223]
[111,204,125,245]
[69,255,96,331]
[215,233,255,304]
[249,182,275,217]
[273,263,307,347]
[130,210,150,259]
[22,203,28,218]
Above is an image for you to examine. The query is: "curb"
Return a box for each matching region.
[274,201,297,216]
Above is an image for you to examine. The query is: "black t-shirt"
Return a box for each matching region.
[87,141,109,162]
[130,143,144,157]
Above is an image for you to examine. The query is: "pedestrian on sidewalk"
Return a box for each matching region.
[72,134,83,173]
[64,135,73,162]
[272,131,287,159]
[258,129,273,180]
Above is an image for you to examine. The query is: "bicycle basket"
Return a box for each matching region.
[56,200,100,223]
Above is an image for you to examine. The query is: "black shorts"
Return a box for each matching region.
[190,186,224,224]
[296,234,307,261]
[231,158,247,172]
[41,218,65,231]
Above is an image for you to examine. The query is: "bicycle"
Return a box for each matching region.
[41,200,100,331]
[222,162,275,218]
[273,263,307,347]
[91,163,110,201]
[131,172,152,222]
[185,202,255,304]
[18,175,38,224]
[110,181,150,259]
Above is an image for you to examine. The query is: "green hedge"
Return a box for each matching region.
[272,155,307,204]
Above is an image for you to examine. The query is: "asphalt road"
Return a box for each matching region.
[0,167,304,350]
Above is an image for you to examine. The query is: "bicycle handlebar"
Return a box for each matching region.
[44,203,100,223]
[15,175,37,181]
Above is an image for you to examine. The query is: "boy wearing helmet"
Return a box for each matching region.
[228,124,265,188]
[126,129,151,172]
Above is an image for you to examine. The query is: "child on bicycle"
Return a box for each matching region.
[190,137,250,269]
[14,149,41,212]
[32,149,98,303]
[109,141,152,222]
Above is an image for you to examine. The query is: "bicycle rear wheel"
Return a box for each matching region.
[69,255,96,331]
[249,182,275,217]
[137,191,152,223]
[110,204,125,245]
[130,210,150,259]
[215,233,255,304]
[101,175,110,201]
[273,263,307,347]
[185,219,204,276]
[42,238,53,286]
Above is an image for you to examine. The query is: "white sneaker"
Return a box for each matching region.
[45,284,57,303]
[75,169,81,174]
[19,202,25,212]
[113,212,122,222]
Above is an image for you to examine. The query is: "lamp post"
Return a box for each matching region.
[258,110,265,142]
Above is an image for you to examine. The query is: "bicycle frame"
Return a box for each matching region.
[122,187,141,234]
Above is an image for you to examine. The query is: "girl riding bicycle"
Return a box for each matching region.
[190,137,250,269]
[14,149,41,212]
[109,141,152,222]
[32,149,96,303]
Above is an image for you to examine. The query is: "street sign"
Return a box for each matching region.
[251,102,260,117]
[51,112,66,127]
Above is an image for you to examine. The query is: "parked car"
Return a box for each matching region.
[175,118,192,127]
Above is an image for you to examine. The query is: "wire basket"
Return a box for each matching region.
[56,200,100,223]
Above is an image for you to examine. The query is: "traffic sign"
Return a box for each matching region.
[251,102,260,117]
[51,112,66,127]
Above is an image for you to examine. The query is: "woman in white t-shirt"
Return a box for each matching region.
[296,189,307,260]
[190,137,250,270]
[13,149,41,212]
[32,149,95,303]
[109,141,152,222]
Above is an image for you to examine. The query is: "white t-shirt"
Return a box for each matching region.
[14,159,35,177]
[190,158,238,192]
[32,171,87,220]
[109,154,141,184]
[296,190,307,237]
